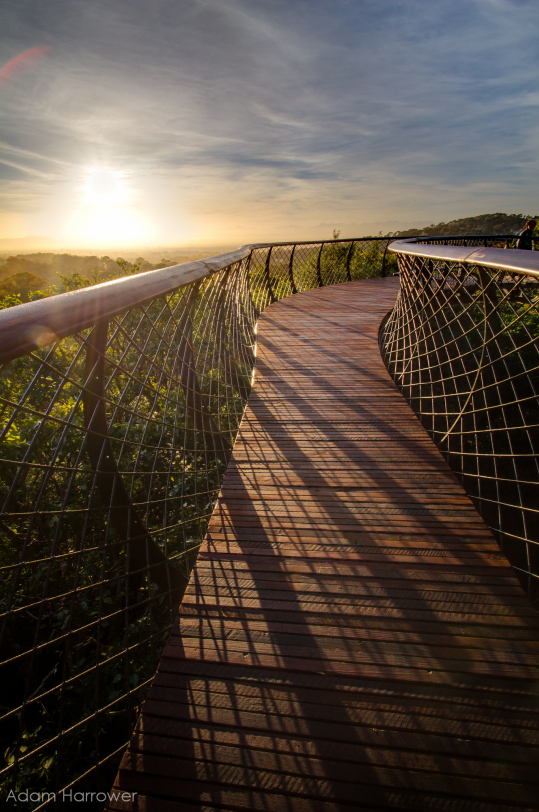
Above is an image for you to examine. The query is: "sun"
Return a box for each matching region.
[83,168,127,206]
[63,167,155,246]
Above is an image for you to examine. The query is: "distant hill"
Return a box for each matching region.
[392,213,539,238]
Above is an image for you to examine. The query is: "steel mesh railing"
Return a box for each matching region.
[0,236,389,807]
[247,237,392,307]
[381,239,539,607]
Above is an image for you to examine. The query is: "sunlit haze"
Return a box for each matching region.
[62,167,157,245]
[83,169,126,207]
[1,0,538,251]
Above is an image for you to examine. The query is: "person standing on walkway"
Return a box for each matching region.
[516,219,537,250]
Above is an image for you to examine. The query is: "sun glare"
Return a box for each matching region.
[83,168,127,206]
[63,167,155,246]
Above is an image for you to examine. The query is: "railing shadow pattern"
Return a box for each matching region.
[381,239,539,608]
[0,236,389,806]
[121,280,539,810]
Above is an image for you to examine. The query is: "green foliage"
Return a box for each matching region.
[0,256,50,280]
[0,271,49,302]
[0,292,24,309]
[59,258,142,291]
[349,241,389,278]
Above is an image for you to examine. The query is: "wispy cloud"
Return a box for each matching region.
[0,158,58,179]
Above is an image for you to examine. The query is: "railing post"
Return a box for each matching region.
[345,242,354,281]
[316,243,324,287]
[288,245,298,294]
[381,241,390,278]
[264,246,277,303]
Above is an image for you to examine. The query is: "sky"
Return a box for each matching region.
[0,0,538,250]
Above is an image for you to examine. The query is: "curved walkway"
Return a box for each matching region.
[110,279,539,812]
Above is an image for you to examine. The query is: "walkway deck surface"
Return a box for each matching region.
[110,279,539,812]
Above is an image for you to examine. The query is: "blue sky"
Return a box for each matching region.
[1,0,538,247]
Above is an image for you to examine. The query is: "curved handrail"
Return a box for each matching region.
[6,229,515,355]
[0,248,250,366]
[389,237,539,277]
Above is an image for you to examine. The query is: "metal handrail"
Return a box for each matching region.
[0,238,387,366]
[389,237,539,277]
[0,248,250,367]
[382,236,539,605]
[6,234,519,368]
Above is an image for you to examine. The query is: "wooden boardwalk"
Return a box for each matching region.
[110,279,539,812]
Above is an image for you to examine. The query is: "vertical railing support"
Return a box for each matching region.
[316,243,324,287]
[288,245,298,294]
[345,242,354,281]
[381,240,390,278]
[264,247,277,304]
[244,250,260,320]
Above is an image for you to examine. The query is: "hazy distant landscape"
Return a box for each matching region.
[0,245,237,304]
[0,212,536,308]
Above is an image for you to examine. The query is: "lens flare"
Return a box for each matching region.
[0,46,51,89]
[26,325,58,350]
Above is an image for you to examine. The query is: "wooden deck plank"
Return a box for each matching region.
[109,279,539,811]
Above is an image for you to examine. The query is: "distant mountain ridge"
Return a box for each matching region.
[391,213,539,238]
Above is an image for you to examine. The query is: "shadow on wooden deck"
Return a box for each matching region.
[108,279,539,812]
